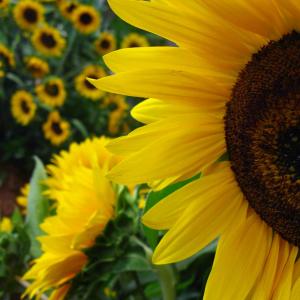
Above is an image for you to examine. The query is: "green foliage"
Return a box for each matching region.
[25,157,49,258]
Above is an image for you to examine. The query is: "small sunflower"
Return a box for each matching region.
[25,56,49,78]
[75,65,106,100]
[17,183,30,214]
[0,217,12,233]
[23,137,119,299]
[11,90,36,126]
[71,5,101,34]
[58,1,78,20]
[92,0,300,298]
[32,26,66,56]
[13,0,44,31]
[0,43,15,68]
[36,78,66,107]
[121,32,149,48]
[43,111,70,146]
[0,0,9,9]
[95,32,117,56]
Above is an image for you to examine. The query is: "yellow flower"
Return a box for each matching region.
[58,1,78,20]
[36,78,66,107]
[95,32,117,56]
[17,183,30,214]
[0,43,15,67]
[25,56,49,78]
[74,65,106,100]
[71,5,101,34]
[11,90,36,126]
[0,0,9,9]
[0,217,12,233]
[32,26,66,56]
[43,111,70,146]
[23,137,119,299]
[121,33,149,48]
[91,0,300,298]
[13,0,44,31]
[104,287,117,298]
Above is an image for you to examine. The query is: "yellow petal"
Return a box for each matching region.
[204,213,272,300]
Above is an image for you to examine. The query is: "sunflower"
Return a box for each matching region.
[0,0,9,9]
[36,78,66,107]
[0,217,12,233]
[91,0,300,298]
[95,32,117,56]
[71,4,100,35]
[11,90,36,126]
[58,1,78,20]
[13,0,44,31]
[0,43,15,68]
[25,56,49,78]
[32,26,66,56]
[43,111,70,146]
[75,65,106,100]
[23,137,119,299]
[121,32,149,48]
[17,183,30,214]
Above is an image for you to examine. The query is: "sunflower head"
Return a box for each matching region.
[13,0,44,31]
[0,43,15,68]
[59,0,78,20]
[121,32,149,48]
[36,78,66,107]
[43,111,70,146]
[0,217,12,233]
[11,90,36,126]
[23,137,119,299]
[25,56,49,78]
[91,0,300,298]
[75,65,106,100]
[95,32,117,56]
[17,183,30,214]
[32,26,66,56]
[71,4,101,34]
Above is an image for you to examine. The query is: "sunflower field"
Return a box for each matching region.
[1,0,300,300]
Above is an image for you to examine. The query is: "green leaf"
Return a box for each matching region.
[143,174,201,250]
[113,253,152,273]
[25,157,49,258]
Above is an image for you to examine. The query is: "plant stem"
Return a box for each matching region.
[154,264,176,300]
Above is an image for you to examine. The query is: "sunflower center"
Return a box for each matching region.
[225,31,300,246]
[79,12,93,25]
[100,39,110,50]
[128,42,139,48]
[51,121,63,135]
[40,33,57,49]
[23,8,38,23]
[84,73,98,90]
[45,83,59,96]
[67,3,77,14]
[21,100,30,114]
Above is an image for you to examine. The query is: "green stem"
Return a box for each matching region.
[154,264,176,300]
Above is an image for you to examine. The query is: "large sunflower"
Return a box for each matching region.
[11,90,36,126]
[43,111,70,146]
[91,0,300,298]
[32,26,66,56]
[36,78,66,107]
[74,65,106,100]
[23,138,119,299]
[71,5,101,35]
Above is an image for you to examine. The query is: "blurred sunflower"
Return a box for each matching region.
[23,137,119,299]
[13,0,44,31]
[121,32,149,48]
[11,90,36,126]
[92,0,300,298]
[58,1,78,20]
[43,111,70,146]
[75,65,106,100]
[0,217,12,233]
[71,4,101,34]
[25,56,49,78]
[36,78,66,107]
[17,183,30,214]
[95,32,117,56]
[32,26,66,56]
[0,43,15,67]
[0,0,9,9]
